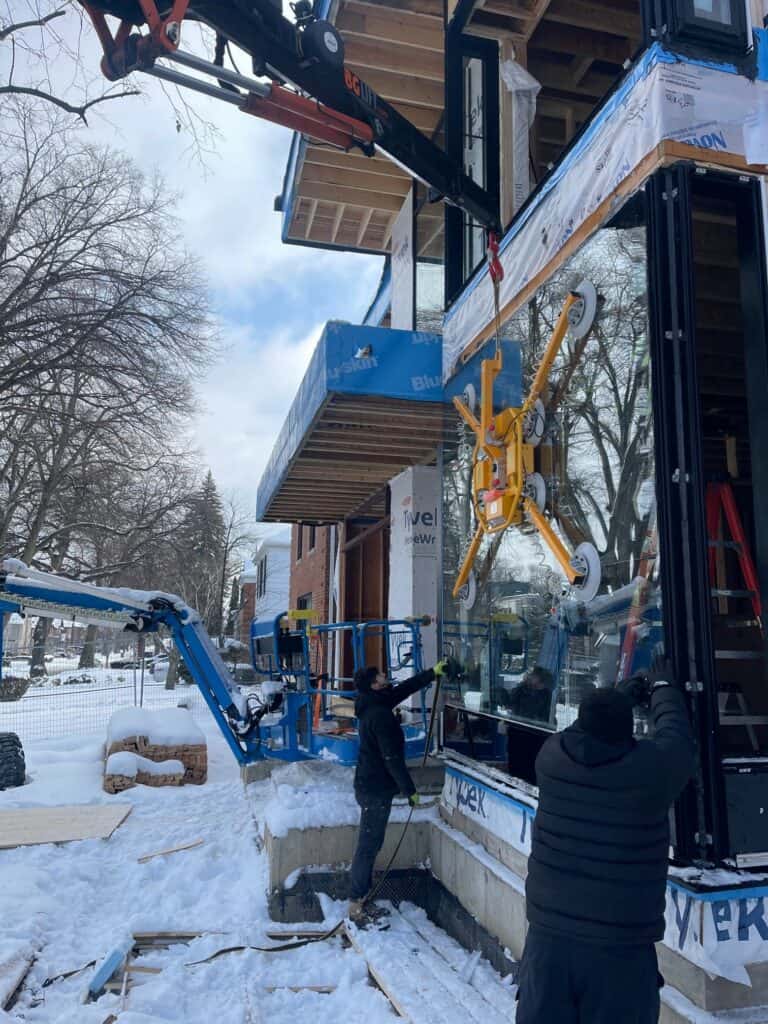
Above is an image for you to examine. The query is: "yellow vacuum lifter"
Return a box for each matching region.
[452,281,602,603]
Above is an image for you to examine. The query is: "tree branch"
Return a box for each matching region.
[0,86,141,123]
[0,9,66,43]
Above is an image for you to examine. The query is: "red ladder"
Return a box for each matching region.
[706,480,762,629]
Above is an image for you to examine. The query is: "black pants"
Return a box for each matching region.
[349,792,393,900]
[516,928,662,1024]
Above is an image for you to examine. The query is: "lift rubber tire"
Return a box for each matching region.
[0,732,26,790]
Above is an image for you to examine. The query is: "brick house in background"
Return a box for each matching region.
[289,523,331,620]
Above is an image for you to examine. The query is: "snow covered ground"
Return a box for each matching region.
[0,718,401,1024]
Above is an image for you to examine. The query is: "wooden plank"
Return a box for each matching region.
[348,67,444,110]
[544,0,641,38]
[137,838,204,864]
[298,181,405,213]
[343,0,443,21]
[395,906,518,1014]
[339,7,443,51]
[357,208,374,246]
[0,803,132,849]
[304,149,408,180]
[528,20,632,63]
[303,163,411,197]
[345,37,444,81]
[263,985,337,993]
[0,943,35,1010]
[345,914,509,1024]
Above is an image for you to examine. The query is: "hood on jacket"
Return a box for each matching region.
[560,722,635,768]
[354,688,392,718]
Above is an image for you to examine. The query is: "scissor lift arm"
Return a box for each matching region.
[78,0,499,231]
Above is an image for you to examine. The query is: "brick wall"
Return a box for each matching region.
[289,524,331,622]
[239,582,256,646]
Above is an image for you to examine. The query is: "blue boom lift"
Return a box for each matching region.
[0,559,431,767]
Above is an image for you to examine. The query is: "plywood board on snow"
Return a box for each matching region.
[0,803,132,849]
[0,941,35,1009]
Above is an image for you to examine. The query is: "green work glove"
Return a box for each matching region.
[434,657,461,679]
[408,792,420,807]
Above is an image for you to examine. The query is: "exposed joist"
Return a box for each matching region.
[298,181,405,212]
[570,55,593,87]
[528,21,633,63]
[356,208,374,246]
[304,199,319,239]
[528,58,616,100]
[344,37,444,81]
[544,0,641,39]
[339,7,443,51]
[331,203,346,244]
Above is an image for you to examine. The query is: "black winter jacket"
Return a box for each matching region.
[526,686,695,945]
[354,669,435,799]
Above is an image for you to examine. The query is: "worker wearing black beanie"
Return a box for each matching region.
[516,657,696,1024]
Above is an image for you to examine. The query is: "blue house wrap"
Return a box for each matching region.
[256,321,443,521]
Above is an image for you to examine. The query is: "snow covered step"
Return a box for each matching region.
[0,940,35,1010]
[661,984,768,1024]
[395,903,518,1016]
[346,905,514,1024]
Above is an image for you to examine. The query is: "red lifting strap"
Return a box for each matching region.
[487,230,504,285]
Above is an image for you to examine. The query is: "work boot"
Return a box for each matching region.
[348,900,389,929]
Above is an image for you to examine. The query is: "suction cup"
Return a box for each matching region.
[570,542,602,602]
[523,398,546,447]
[462,382,477,413]
[458,571,477,611]
[524,472,546,511]
[567,280,598,341]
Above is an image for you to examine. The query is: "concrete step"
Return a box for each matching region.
[408,757,444,793]
[661,984,768,1023]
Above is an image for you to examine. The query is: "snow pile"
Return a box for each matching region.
[105,752,185,779]
[260,760,437,837]
[106,708,205,749]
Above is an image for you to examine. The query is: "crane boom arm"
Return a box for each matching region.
[78,0,500,230]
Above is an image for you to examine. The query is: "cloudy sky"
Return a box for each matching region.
[24,9,384,522]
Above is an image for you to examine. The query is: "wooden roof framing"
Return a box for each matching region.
[284,0,445,255]
[260,394,446,522]
[284,0,643,251]
[465,0,641,181]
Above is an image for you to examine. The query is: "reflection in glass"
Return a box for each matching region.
[693,0,733,25]
[442,225,661,737]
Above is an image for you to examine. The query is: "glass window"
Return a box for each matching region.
[692,0,733,25]
[297,593,312,611]
[309,525,316,551]
[442,222,661,738]
[463,55,486,279]
[296,524,303,560]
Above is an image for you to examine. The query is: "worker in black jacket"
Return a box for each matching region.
[516,657,695,1024]
[348,658,452,921]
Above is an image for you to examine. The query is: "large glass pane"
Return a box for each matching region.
[442,222,660,738]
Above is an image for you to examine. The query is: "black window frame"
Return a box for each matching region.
[444,29,499,305]
[296,523,303,561]
[308,524,316,551]
[644,0,751,56]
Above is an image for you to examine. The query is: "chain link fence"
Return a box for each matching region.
[0,630,213,745]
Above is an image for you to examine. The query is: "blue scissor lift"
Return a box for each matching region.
[249,612,431,765]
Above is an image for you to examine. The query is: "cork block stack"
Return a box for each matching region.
[104,707,207,794]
